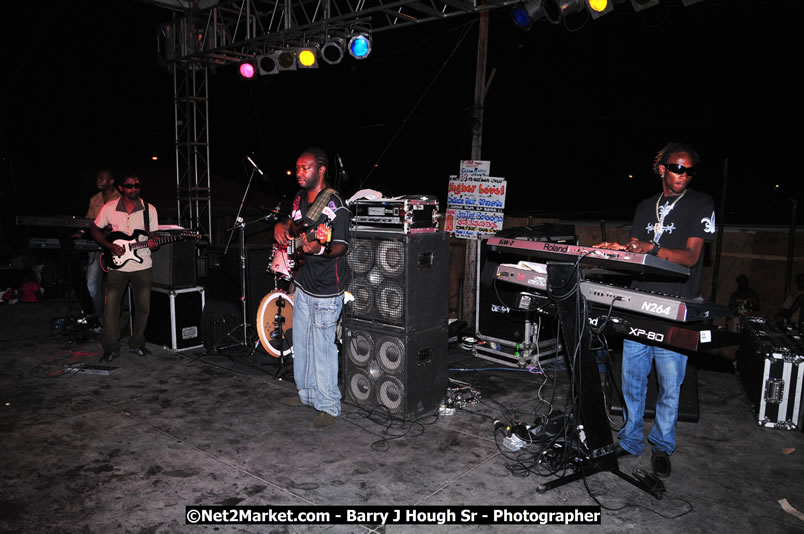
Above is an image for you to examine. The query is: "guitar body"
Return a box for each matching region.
[101,230,150,271]
[269,219,333,280]
[100,229,201,271]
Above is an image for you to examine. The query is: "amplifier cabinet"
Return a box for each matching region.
[145,286,205,352]
[341,319,448,418]
[737,317,804,431]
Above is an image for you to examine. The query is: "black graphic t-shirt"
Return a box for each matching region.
[630,189,716,299]
[291,189,351,298]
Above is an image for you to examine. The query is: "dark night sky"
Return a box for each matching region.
[1,0,799,239]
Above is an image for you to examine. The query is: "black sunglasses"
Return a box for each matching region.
[664,163,697,176]
[121,183,142,189]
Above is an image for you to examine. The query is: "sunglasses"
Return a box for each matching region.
[121,183,142,189]
[664,163,697,176]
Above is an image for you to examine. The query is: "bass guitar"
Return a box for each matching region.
[100,230,201,271]
[270,219,332,280]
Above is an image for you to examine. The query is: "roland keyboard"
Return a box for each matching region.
[486,236,690,279]
[496,263,728,323]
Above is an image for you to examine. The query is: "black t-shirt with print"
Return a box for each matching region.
[630,188,716,299]
[291,189,351,298]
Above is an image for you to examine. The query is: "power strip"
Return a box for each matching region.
[64,364,120,375]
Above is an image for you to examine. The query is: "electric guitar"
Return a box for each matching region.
[272,219,332,278]
[100,230,201,271]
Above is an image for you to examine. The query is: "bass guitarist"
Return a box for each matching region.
[274,147,350,430]
[90,173,159,362]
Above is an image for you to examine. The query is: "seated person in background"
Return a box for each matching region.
[729,275,760,317]
[779,273,804,326]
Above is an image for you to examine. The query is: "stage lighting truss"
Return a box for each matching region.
[511,0,560,31]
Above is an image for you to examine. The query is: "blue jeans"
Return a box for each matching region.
[618,339,687,456]
[292,289,343,416]
[86,252,105,324]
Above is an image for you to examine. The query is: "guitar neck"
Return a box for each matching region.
[129,234,185,251]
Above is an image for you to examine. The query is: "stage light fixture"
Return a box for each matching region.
[256,54,278,75]
[630,0,660,11]
[548,0,612,19]
[297,46,319,69]
[321,37,347,65]
[276,50,297,71]
[238,60,256,80]
[348,33,372,60]
[511,0,560,30]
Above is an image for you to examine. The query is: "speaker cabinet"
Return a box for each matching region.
[606,350,700,423]
[152,240,197,289]
[342,320,448,418]
[346,231,448,332]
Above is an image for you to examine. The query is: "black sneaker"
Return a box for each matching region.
[651,449,671,478]
[101,351,119,362]
[130,347,151,357]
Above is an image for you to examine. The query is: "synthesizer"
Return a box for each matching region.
[495,262,728,323]
[486,236,690,279]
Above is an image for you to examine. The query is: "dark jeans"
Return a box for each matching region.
[101,268,152,353]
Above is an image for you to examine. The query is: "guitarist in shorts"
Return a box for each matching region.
[274,147,350,430]
[90,173,159,362]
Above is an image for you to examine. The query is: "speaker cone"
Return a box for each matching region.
[350,239,375,274]
[376,281,403,323]
[377,240,404,278]
[377,376,405,413]
[346,329,374,366]
[376,335,404,374]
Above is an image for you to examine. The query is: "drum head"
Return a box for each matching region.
[256,290,294,358]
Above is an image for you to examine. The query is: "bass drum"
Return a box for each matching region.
[256,290,294,358]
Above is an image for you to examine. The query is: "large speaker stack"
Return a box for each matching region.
[342,198,448,419]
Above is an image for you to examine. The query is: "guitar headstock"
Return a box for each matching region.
[315,222,331,245]
[181,230,203,240]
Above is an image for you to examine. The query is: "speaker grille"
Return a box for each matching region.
[346,232,447,331]
[342,321,447,418]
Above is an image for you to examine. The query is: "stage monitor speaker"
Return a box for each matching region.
[203,245,274,328]
[346,230,448,332]
[341,319,448,418]
[606,350,700,423]
[152,240,197,289]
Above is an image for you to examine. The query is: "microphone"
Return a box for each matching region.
[337,153,349,181]
[246,155,264,176]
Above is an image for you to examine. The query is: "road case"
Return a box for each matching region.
[737,317,804,430]
[145,286,205,352]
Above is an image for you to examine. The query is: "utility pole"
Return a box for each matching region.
[462,11,489,326]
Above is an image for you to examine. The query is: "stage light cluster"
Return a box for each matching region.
[511,0,697,30]
[238,30,372,80]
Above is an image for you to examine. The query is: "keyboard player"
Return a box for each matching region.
[79,169,119,326]
[594,142,716,479]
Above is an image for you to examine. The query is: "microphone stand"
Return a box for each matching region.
[218,157,271,353]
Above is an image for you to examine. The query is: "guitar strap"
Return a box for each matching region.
[303,188,336,225]
[142,200,150,233]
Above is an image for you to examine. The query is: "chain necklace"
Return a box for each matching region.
[653,189,686,238]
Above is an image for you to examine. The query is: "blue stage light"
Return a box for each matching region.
[348,33,371,60]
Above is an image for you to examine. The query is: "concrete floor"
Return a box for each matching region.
[2,298,804,534]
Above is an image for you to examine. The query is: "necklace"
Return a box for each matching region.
[653,189,686,237]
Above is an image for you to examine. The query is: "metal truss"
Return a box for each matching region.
[157,0,512,243]
[157,0,513,65]
[173,60,212,240]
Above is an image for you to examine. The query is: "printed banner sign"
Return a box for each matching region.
[445,161,507,239]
